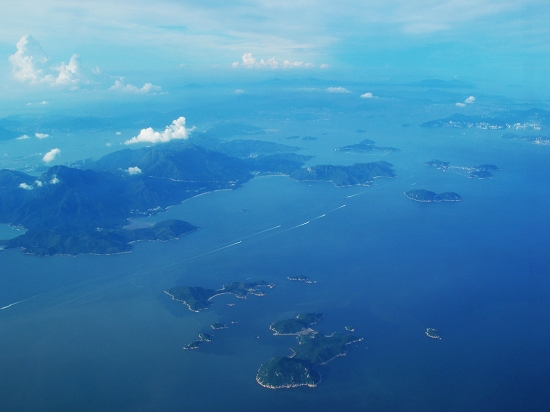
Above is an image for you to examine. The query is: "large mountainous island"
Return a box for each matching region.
[0,137,396,255]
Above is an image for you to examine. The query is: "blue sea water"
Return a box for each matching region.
[1,110,549,411]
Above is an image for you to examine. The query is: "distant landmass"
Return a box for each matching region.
[335,139,400,155]
[407,79,476,89]
[256,314,363,389]
[165,281,274,312]
[421,108,550,130]
[0,136,396,255]
[425,160,500,179]
[501,132,550,145]
[404,189,461,202]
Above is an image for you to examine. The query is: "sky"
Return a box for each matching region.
[1,0,550,106]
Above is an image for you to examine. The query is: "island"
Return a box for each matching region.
[335,139,400,154]
[344,326,355,332]
[270,313,324,335]
[165,280,274,312]
[290,161,396,187]
[425,328,441,339]
[404,189,461,202]
[257,313,363,389]
[211,322,228,330]
[183,332,214,350]
[425,160,500,179]
[287,275,315,284]
[425,159,450,170]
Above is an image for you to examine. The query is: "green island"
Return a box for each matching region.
[334,139,400,155]
[165,280,274,312]
[183,332,214,350]
[287,275,315,284]
[257,314,363,389]
[425,160,500,179]
[425,328,441,339]
[211,322,228,330]
[404,189,461,202]
[290,161,396,187]
[270,313,324,335]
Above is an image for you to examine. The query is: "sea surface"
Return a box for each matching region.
[1,110,549,411]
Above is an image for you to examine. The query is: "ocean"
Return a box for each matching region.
[1,108,549,411]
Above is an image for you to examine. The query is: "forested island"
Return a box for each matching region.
[404,190,461,202]
[335,139,400,154]
[165,280,274,312]
[425,160,500,179]
[256,313,362,389]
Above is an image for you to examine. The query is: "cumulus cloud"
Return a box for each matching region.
[109,79,162,94]
[127,166,142,175]
[9,35,84,88]
[233,53,313,69]
[465,96,476,104]
[327,87,351,93]
[43,148,60,163]
[17,134,30,140]
[456,102,466,107]
[235,89,245,94]
[320,64,329,69]
[360,92,375,98]
[35,132,49,139]
[50,176,60,184]
[125,117,193,145]
[18,183,34,190]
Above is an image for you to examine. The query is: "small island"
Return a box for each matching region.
[335,139,400,155]
[270,313,324,335]
[287,275,315,284]
[344,326,355,332]
[165,280,274,312]
[404,189,461,202]
[425,160,500,179]
[211,322,228,330]
[183,332,214,350]
[425,328,441,339]
[257,314,363,389]
[425,159,450,170]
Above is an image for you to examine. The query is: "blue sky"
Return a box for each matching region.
[1,0,549,103]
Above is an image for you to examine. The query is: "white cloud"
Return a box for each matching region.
[235,89,245,94]
[360,92,374,98]
[43,148,60,163]
[116,132,121,135]
[9,35,47,83]
[109,79,162,94]
[17,134,30,140]
[465,96,476,104]
[9,35,84,88]
[327,87,351,93]
[456,102,466,107]
[125,117,193,145]
[18,183,34,190]
[127,166,142,175]
[233,53,313,69]
[320,64,329,69]
[35,132,49,139]
[35,180,43,187]
[50,176,60,184]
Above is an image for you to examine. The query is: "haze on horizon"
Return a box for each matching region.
[1,0,549,109]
